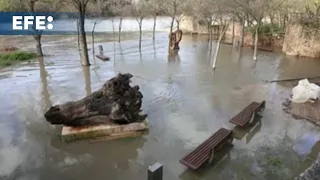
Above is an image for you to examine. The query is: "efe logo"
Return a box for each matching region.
[12,16,53,30]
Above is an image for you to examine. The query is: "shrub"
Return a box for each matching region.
[0,51,37,66]
[247,23,285,35]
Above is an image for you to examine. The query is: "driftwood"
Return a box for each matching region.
[44,73,147,127]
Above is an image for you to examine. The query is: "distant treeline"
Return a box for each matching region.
[0,0,167,18]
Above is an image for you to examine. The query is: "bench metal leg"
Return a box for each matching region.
[228,137,233,144]
[249,112,256,124]
[257,106,265,116]
[208,149,215,164]
[148,163,163,180]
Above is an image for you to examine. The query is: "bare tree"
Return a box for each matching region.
[147,0,160,40]
[22,0,63,57]
[108,0,131,43]
[91,19,102,56]
[159,0,188,34]
[233,0,284,60]
[132,0,149,50]
[212,21,230,69]
[194,0,220,50]
[225,0,247,47]
[68,0,92,66]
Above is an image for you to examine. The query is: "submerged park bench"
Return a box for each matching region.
[229,101,266,127]
[180,128,233,170]
[96,45,110,61]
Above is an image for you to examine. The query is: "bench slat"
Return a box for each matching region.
[229,102,260,126]
[183,128,229,160]
[180,128,232,170]
[184,129,228,164]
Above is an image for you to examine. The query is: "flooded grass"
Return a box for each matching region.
[0,51,37,66]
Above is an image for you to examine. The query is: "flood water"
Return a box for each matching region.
[1,19,320,180]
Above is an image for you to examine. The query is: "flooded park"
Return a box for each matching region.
[1,18,320,180]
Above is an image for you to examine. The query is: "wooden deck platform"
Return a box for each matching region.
[180,128,233,170]
[229,101,265,127]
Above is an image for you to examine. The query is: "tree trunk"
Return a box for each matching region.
[82,65,91,96]
[212,25,228,69]
[139,20,143,50]
[44,73,147,127]
[34,34,43,57]
[118,17,123,43]
[269,14,274,35]
[77,19,80,52]
[79,6,90,66]
[283,14,287,29]
[253,24,259,61]
[92,24,96,56]
[232,18,235,44]
[240,19,244,47]
[209,22,213,51]
[153,15,156,40]
[170,16,175,34]
[39,57,51,110]
[176,20,180,30]
[207,22,210,41]
[112,19,115,41]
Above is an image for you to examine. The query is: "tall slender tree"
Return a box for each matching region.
[69,0,91,66]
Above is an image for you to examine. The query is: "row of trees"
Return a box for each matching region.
[1,0,320,67]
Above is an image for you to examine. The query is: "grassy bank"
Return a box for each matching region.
[0,51,37,66]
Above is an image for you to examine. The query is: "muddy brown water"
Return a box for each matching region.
[1,30,320,180]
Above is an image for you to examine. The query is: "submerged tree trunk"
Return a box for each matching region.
[39,57,51,109]
[207,22,210,41]
[92,23,97,56]
[82,65,91,96]
[253,24,259,61]
[170,16,175,34]
[212,24,228,69]
[34,34,43,57]
[79,5,90,66]
[209,20,213,51]
[232,18,235,44]
[112,19,116,41]
[153,15,156,40]
[118,17,123,43]
[30,0,43,57]
[176,20,180,30]
[44,73,147,127]
[138,20,143,50]
[240,19,244,47]
[77,19,80,52]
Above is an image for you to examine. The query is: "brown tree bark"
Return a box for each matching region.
[79,3,90,66]
[118,17,123,43]
[152,15,156,40]
[44,73,147,127]
[34,35,43,57]
[138,19,143,50]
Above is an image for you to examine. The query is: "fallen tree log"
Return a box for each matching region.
[44,73,147,127]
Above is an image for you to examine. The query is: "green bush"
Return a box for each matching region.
[247,23,285,35]
[0,51,37,66]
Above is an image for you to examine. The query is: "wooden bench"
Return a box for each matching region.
[229,101,266,127]
[179,128,233,170]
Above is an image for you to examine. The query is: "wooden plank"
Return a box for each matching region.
[180,128,232,170]
[61,118,149,142]
[229,102,259,127]
[89,131,145,143]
